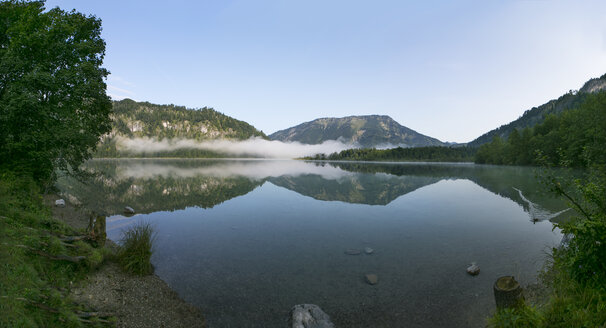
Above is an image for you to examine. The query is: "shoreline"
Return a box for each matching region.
[45,194,206,328]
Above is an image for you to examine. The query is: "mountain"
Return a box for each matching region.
[269,115,444,148]
[468,73,606,147]
[96,99,267,157]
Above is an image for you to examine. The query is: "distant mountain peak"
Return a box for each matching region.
[579,73,606,94]
[269,115,443,148]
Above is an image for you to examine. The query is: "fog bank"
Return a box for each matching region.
[115,136,355,159]
[115,160,352,181]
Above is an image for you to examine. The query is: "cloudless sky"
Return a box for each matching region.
[45,0,606,143]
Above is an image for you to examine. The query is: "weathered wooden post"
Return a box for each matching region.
[493,276,523,309]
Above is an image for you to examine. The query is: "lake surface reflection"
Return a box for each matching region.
[58,159,569,327]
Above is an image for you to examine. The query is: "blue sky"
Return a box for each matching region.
[45,0,606,143]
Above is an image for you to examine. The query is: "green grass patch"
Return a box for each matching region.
[0,171,114,327]
[117,222,156,276]
[488,304,543,328]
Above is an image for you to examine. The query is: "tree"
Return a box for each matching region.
[0,0,112,184]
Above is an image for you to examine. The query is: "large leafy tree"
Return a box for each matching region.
[0,0,112,183]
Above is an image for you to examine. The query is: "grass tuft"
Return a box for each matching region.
[117,222,156,275]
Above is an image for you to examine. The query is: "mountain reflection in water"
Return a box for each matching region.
[57,159,572,223]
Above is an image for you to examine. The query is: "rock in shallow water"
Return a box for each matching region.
[345,249,361,255]
[467,263,480,276]
[289,304,335,328]
[365,273,379,285]
[124,206,135,214]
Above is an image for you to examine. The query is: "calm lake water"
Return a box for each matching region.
[57,159,571,328]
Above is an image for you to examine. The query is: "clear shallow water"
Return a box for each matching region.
[58,159,569,327]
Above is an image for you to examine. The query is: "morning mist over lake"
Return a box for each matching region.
[3,1,606,328]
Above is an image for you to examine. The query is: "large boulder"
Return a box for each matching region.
[289,304,334,328]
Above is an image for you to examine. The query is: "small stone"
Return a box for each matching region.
[289,304,335,328]
[467,263,480,276]
[365,273,379,285]
[364,247,374,254]
[55,199,65,207]
[124,206,135,214]
[345,249,361,255]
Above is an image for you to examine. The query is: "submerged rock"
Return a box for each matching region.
[365,273,379,285]
[345,249,361,255]
[124,206,135,214]
[364,247,374,254]
[467,263,480,276]
[289,304,335,328]
[55,199,66,207]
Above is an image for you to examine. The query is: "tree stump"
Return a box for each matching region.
[493,276,523,309]
[88,215,107,247]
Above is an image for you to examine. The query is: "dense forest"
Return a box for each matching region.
[308,146,476,162]
[96,99,267,157]
[469,73,606,147]
[475,92,606,167]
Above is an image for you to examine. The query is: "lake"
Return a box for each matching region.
[56,159,570,327]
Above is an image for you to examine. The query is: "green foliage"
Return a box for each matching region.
[469,73,606,148]
[117,222,156,276]
[544,167,606,285]
[314,146,476,162]
[475,92,606,168]
[0,0,112,184]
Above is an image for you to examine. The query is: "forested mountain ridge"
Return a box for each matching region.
[96,99,267,156]
[469,73,606,147]
[269,115,444,147]
[108,99,266,140]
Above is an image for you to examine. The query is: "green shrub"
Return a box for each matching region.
[117,222,156,275]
